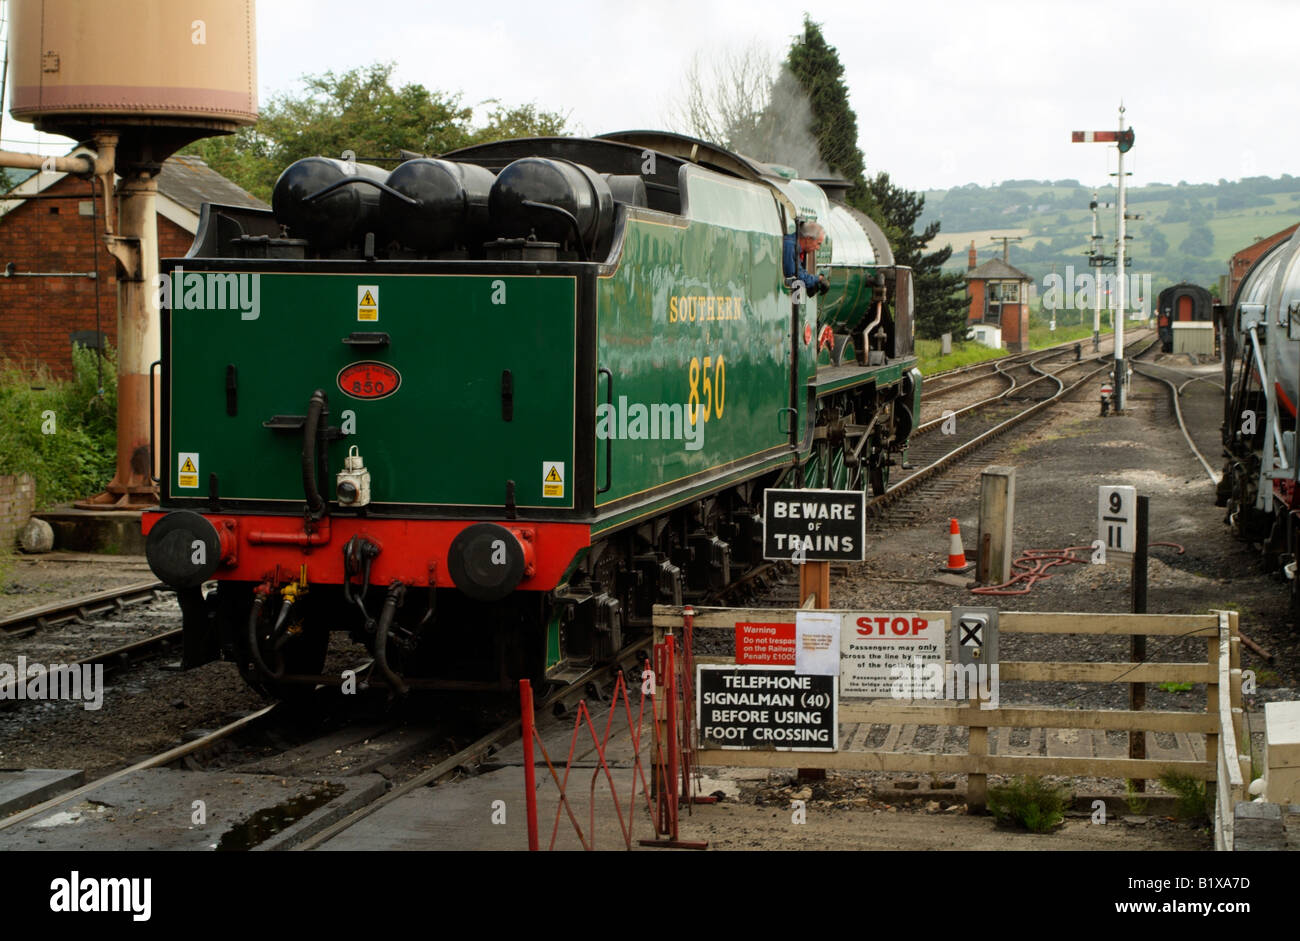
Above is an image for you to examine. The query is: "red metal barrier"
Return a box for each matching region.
[520,620,710,850]
[520,669,663,850]
[519,679,539,851]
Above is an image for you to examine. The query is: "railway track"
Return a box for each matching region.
[0,703,278,831]
[289,643,654,850]
[921,343,1078,404]
[1132,360,1222,485]
[0,624,649,848]
[875,331,1157,521]
[0,579,166,637]
[0,579,185,706]
[920,331,1115,394]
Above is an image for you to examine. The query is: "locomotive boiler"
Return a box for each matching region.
[142,132,920,698]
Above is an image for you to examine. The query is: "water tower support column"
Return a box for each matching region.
[76,133,160,508]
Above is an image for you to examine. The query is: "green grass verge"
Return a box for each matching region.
[916,321,1106,375]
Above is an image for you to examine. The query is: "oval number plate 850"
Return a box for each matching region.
[338,361,401,400]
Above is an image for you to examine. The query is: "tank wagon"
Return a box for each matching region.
[1220,227,1300,617]
[142,131,920,697]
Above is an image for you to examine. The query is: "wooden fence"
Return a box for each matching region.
[652,604,1247,842]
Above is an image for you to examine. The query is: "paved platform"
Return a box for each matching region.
[34,506,146,555]
[318,707,683,851]
[0,769,384,850]
[312,704,1208,850]
[0,769,85,816]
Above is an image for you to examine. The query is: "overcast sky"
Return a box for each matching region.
[5,0,1297,192]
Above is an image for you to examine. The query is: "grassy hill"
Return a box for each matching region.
[922,175,1300,308]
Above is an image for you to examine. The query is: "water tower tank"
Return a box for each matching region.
[7,0,257,165]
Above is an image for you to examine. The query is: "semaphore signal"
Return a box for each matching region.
[1072,105,1136,412]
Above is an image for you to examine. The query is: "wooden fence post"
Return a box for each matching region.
[976,467,1015,584]
[1129,494,1149,791]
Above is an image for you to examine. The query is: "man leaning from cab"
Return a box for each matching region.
[783,220,829,295]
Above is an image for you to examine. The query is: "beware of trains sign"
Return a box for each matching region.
[762,488,866,562]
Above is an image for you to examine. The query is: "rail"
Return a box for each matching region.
[873,335,1158,512]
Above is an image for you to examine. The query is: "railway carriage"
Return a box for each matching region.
[143,132,920,697]
[1156,282,1213,353]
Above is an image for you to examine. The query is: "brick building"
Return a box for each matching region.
[964,242,1032,351]
[1227,222,1299,302]
[0,147,266,378]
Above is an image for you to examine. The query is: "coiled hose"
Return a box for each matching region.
[971,542,1186,596]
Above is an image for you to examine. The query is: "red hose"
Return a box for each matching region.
[970,542,1185,596]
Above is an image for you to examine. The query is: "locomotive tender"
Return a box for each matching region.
[1220,225,1300,618]
[143,131,920,697]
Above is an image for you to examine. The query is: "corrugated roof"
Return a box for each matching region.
[156,153,267,212]
[965,257,1031,281]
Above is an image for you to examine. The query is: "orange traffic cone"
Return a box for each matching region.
[943,518,973,573]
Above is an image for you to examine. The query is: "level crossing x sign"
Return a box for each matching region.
[950,606,998,667]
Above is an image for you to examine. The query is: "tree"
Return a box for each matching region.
[1179,223,1214,258]
[671,20,967,338]
[1149,228,1169,257]
[784,18,866,192]
[782,17,963,338]
[666,43,779,150]
[184,62,567,201]
[470,101,569,144]
[867,171,968,339]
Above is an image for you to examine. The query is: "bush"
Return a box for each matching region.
[1158,770,1212,821]
[987,775,1070,832]
[0,345,117,508]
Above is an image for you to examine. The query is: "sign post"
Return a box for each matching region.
[1129,494,1150,790]
[763,487,866,609]
[951,606,999,812]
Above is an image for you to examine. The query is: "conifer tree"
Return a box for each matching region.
[783,17,966,339]
[867,171,969,339]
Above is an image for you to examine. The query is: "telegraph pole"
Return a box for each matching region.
[988,235,1022,262]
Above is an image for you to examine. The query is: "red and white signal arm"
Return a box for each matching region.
[1072,128,1135,152]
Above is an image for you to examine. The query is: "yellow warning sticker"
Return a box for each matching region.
[358,284,379,322]
[542,461,565,498]
[178,452,199,488]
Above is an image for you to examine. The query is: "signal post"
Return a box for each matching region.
[1072,107,1136,412]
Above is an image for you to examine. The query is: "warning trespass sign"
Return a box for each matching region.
[178,452,199,488]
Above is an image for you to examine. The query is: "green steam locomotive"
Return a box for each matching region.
[143,131,920,698]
